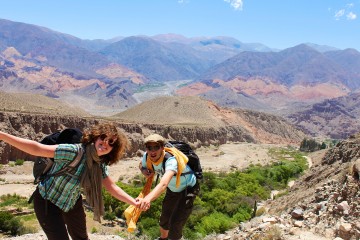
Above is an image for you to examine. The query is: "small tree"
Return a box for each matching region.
[299,138,321,152]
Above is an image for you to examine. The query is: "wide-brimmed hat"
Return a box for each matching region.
[144,134,165,145]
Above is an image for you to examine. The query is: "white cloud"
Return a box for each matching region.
[347,11,357,20]
[334,9,345,20]
[224,0,243,10]
[333,2,357,20]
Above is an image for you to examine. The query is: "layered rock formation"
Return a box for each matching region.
[0,110,305,164]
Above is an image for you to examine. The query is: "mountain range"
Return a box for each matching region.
[1,18,360,139]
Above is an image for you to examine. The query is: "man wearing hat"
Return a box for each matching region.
[138,134,199,240]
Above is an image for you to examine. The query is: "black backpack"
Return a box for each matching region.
[33,128,83,184]
[165,140,203,180]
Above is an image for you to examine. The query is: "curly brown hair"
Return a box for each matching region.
[82,122,130,165]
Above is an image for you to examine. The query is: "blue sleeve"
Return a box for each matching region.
[165,156,178,173]
[141,154,147,168]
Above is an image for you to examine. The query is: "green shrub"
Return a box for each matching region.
[15,159,25,166]
[201,188,235,213]
[103,211,116,222]
[299,138,322,152]
[102,182,143,214]
[232,206,252,222]
[183,226,204,240]
[102,146,307,239]
[0,211,26,236]
[194,212,235,236]
[183,199,209,238]
[0,194,29,208]
[137,217,160,238]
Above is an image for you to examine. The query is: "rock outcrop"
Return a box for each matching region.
[205,133,360,240]
[0,110,305,164]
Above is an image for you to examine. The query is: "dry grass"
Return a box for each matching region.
[110,95,267,129]
[0,91,92,117]
[111,95,222,126]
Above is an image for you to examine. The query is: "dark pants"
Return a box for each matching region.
[33,188,88,240]
[159,182,200,240]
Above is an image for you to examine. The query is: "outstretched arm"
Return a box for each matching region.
[138,170,175,210]
[0,131,56,158]
[102,176,139,206]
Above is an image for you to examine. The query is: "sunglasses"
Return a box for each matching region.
[146,145,161,151]
[99,134,117,147]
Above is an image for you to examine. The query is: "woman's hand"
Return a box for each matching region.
[138,197,151,211]
[134,198,141,208]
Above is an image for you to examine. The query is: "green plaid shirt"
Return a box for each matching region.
[38,144,108,212]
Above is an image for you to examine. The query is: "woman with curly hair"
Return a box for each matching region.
[0,122,138,240]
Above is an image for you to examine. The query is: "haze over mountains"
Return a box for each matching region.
[1,18,360,139]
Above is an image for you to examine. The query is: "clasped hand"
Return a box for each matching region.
[136,197,151,211]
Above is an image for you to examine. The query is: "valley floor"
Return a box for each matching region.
[0,143,331,240]
[0,142,283,197]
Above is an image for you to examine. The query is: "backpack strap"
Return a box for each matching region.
[48,144,84,178]
[28,144,84,205]
[162,151,193,176]
[153,152,171,186]
[144,152,172,172]
[148,151,193,186]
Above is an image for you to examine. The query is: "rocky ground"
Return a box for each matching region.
[205,135,360,240]
[0,143,337,240]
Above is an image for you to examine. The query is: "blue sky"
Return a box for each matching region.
[0,0,359,51]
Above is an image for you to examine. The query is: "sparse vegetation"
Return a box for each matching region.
[255,205,266,216]
[101,147,307,239]
[322,138,340,148]
[0,142,310,239]
[252,225,284,240]
[134,83,165,93]
[0,91,91,117]
[0,211,25,236]
[0,194,37,236]
[299,138,326,152]
[15,159,25,166]
[0,194,29,208]
[103,211,116,223]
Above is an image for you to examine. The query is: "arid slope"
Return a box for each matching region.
[0,91,92,117]
[112,95,307,144]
